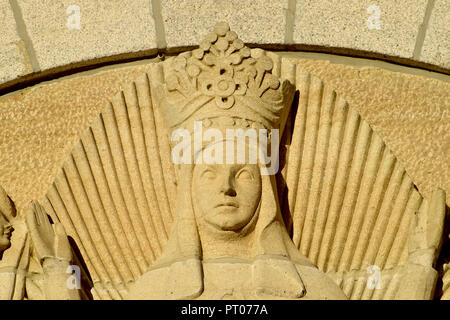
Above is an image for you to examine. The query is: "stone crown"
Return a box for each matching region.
[155,22,295,131]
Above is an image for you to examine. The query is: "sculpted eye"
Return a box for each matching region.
[201,169,216,180]
[236,168,253,181]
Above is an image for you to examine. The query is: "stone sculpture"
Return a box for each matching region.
[0,186,79,299]
[443,264,450,299]
[126,22,346,299]
[1,22,446,300]
[442,233,450,300]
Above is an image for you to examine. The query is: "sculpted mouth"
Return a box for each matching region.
[215,202,239,208]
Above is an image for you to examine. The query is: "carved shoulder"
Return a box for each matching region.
[295,265,348,300]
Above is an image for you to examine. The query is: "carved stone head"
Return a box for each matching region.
[0,187,15,254]
[192,160,262,232]
[125,22,321,300]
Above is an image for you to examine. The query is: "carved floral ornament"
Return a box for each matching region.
[0,22,447,300]
[156,22,294,133]
[165,22,283,108]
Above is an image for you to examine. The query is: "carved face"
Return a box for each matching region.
[0,214,12,253]
[193,163,262,232]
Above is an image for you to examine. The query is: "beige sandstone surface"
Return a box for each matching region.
[0,0,31,84]
[283,57,450,207]
[420,0,450,69]
[0,0,448,89]
[161,0,289,47]
[17,0,158,71]
[0,61,154,212]
[0,55,448,212]
[293,0,428,58]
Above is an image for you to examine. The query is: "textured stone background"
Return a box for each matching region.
[0,0,448,90]
[0,56,448,212]
[288,57,450,207]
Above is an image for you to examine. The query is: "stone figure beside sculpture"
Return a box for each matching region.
[0,186,79,299]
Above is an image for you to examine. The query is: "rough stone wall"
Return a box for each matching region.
[0,0,448,92]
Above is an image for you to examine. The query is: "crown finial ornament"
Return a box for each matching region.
[154,22,295,132]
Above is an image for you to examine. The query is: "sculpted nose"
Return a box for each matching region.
[220,177,236,197]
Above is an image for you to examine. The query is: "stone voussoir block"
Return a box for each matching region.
[420,0,450,69]
[293,0,429,59]
[0,0,32,84]
[160,0,289,49]
[17,0,158,72]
